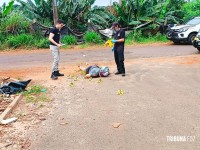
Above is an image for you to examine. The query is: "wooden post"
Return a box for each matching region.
[119,0,122,5]
[53,0,58,26]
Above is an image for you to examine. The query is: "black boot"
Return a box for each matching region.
[51,72,58,80]
[54,71,64,76]
[115,72,122,75]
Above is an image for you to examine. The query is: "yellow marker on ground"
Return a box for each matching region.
[117,89,125,95]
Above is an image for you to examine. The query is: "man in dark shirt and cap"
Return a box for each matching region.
[111,22,126,77]
[49,19,65,80]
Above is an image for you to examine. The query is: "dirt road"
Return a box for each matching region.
[1,44,200,150]
[0,44,198,71]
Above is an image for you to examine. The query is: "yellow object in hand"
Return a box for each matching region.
[104,40,114,47]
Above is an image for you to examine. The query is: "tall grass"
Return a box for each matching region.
[0,12,30,34]
[83,32,103,44]
[62,35,77,45]
[7,34,34,48]
[126,30,168,45]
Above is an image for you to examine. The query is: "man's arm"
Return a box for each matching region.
[49,33,62,47]
[116,38,124,42]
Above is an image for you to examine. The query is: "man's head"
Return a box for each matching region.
[111,22,120,31]
[56,19,65,29]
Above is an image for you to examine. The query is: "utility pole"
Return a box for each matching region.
[53,0,58,26]
[119,0,122,5]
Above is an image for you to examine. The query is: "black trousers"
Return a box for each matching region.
[114,48,125,74]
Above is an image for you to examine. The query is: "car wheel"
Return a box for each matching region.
[166,32,172,39]
[197,48,200,52]
[188,33,197,44]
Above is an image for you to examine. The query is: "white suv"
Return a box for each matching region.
[166,17,200,44]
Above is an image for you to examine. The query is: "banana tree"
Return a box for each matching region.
[16,0,53,25]
[59,0,115,31]
[151,0,184,24]
[181,0,200,22]
[15,0,114,31]
[86,6,116,29]
[0,0,15,18]
[113,0,156,27]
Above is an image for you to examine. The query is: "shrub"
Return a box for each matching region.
[126,30,168,44]
[181,0,200,22]
[154,33,168,42]
[0,33,7,43]
[62,35,77,45]
[83,32,103,44]
[127,30,143,42]
[35,38,49,48]
[7,34,33,48]
[0,12,30,34]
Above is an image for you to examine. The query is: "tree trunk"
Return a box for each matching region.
[53,0,58,26]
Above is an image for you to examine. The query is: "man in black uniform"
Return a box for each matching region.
[111,22,126,77]
[49,19,65,80]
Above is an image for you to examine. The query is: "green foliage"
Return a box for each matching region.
[181,0,200,22]
[62,35,77,45]
[0,33,8,50]
[59,0,115,30]
[15,0,115,30]
[16,0,53,23]
[87,6,116,29]
[23,85,48,103]
[3,0,14,17]
[126,30,168,44]
[127,30,143,42]
[0,33,7,43]
[7,34,33,48]
[34,38,49,48]
[83,32,103,44]
[24,85,43,95]
[112,0,185,27]
[0,12,30,34]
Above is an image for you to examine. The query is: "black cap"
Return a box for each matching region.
[57,19,65,24]
[111,22,120,28]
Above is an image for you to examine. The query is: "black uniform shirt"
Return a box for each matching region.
[50,27,60,46]
[114,29,125,49]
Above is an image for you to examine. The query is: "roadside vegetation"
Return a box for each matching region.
[23,85,49,103]
[0,0,199,50]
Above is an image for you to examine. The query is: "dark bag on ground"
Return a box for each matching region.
[0,79,31,94]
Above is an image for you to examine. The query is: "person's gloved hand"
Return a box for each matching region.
[112,39,117,43]
[112,47,114,52]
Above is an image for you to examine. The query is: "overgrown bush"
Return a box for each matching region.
[126,30,168,44]
[0,33,7,43]
[34,38,49,48]
[181,0,200,22]
[127,30,143,42]
[7,34,33,48]
[62,35,77,45]
[83,32,103,44]
[0,12,30,34]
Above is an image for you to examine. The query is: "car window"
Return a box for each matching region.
[186,18,200,25]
